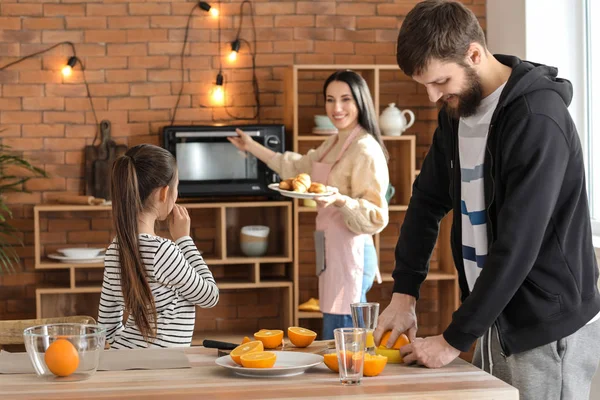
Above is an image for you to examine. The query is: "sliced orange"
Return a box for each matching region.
[241,336,251,344]
[323,353,339,372]
[379,332,410,350]
[229,340,264,366]
[240,351,277,368]
[375,347,403,364]
[287,327,317,348]
[363,354,388,377]
[254,329,284,349]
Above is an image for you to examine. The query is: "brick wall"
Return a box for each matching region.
[0,0,486,321]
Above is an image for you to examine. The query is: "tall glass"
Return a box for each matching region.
[333,328,366,386]
[350,302,379,354]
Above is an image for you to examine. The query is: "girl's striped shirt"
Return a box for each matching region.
[98,234,219,349]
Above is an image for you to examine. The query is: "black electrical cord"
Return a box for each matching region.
[170,2,203,126]
[0,41,100,145]
[223,0,260,121]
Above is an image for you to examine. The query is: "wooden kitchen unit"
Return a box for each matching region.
[284,65,459,335]
[33,202,294,337]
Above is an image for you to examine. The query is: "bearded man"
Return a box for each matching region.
[373,1,600,399]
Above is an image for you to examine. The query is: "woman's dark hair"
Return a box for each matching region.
[323,70,388,160]
[110,144,177,342]
[396,0,486,76]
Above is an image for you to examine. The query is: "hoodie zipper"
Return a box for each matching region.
[486,123,496,245]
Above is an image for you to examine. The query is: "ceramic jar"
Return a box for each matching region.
[379,103,415,136]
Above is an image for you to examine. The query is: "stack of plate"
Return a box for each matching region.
[48,248,105,264]
[312,127,338,136]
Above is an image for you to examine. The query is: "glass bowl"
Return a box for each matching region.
[23,323,106,381]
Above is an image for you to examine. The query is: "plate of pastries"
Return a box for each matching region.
[268,173,338,199]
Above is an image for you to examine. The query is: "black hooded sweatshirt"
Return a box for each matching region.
[392,54,600,356]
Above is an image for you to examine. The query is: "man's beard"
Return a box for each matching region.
[437,66,483,119]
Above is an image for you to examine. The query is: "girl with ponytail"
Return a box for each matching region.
[98,144,219,348]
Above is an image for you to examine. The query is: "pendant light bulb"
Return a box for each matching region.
[228,39,241,62]
[212,73,225,105]
[199,2,218,17]
[62,56,77,78]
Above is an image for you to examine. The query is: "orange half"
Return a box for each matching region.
[323,353,339,372]
[230,340,264,366]
[379,332,410,350]
[254,329,284,349]
[288,327,317,348]
[363,354,388,377]
[240,351,277,368]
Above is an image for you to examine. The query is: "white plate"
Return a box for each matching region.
[57,248,105,259]
[48,253,105,264]
[215,351,323,378]
[268,183,337,200]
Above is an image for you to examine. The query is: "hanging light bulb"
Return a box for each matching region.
[211,73,224,105]
[62,56,77,78]
[199,1,218,17]
[228,39,241,62]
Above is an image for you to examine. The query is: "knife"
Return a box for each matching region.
[202,339,238,350]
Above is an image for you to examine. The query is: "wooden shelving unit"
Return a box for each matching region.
[33,201,294,335]
[284,64,459,336]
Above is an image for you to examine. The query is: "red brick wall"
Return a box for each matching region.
[0,0,486,320]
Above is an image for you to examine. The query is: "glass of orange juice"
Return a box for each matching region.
[333,328,366,385]
[350,302,379,354]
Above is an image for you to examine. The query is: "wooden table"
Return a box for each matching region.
[0,346,518,399]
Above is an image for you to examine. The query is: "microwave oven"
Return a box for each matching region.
[162,124,285,198]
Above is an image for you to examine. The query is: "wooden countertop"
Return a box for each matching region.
[0,346,518,399]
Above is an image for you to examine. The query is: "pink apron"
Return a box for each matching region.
[312,125,369,315]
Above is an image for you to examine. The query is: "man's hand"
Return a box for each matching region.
[373,293,418,347]
[400,334,460,368]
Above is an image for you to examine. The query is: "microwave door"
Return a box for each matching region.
[176,140,259,182]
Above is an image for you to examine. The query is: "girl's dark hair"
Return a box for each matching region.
[396,0,486,76]
[110,144,177,342]
[323,70,388,160]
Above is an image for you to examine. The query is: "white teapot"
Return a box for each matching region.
[379,103,415,136]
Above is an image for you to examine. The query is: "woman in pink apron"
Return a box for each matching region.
[229,70,390,339]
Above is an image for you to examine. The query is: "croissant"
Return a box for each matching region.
[292,173,311,193]
[308,182,327,194]
[279,178,293,191]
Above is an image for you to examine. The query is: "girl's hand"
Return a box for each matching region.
[314,192,346,209]
[168,204,191,241]
[227,128,255,152]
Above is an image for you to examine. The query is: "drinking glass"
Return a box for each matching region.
[333,327,366,386]
[350,302,379,354]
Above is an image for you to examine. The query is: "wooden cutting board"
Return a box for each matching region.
[216,339,334,357]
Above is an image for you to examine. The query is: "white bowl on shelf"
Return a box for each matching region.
[57,248,105,259]
[240,225,270,257]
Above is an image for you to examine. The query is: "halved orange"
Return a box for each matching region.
[230,340,264,366]
[254,329,284,349]
[240,351,277,368]
[379,332,410,350]
[323,353,339,372]
[363,354,388,377]
[287,327,317,348]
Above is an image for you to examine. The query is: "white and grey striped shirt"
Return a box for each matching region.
[98,234,219,349]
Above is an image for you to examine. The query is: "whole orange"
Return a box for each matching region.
[44,338,80,377]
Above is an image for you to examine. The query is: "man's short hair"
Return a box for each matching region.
[396,0,486,76]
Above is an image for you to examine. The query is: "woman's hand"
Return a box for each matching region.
[168,204,191,241]
[314,192,346,209]
[227,128,255,152]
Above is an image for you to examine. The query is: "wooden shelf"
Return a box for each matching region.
[380,272,456,283]
[33,202,295,328]
[297,135,416,142]
[287,64,459,332]
[298,311,323,319]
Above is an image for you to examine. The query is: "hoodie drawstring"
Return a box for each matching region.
[487,327,494,375]
[480,327,494,375]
